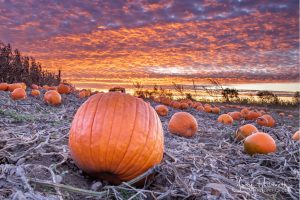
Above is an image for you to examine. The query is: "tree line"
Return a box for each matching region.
[0,42,61,86]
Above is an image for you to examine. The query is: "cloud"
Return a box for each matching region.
[0,0,298,86]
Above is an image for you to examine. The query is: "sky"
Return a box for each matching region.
[0,0,299,90]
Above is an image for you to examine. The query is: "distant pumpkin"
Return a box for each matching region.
[196,105,204,112]
[204,104,212,113]
[278,112,285,117]
[31,89,40,97]
[11,88,27,100]
[245,111,260,120]
[43,85,49,90]
[44,90,62,106]
[240,108,249,118]
[0,83,8,91]
[48,86,57,91]
[180,102,189,109]
[244,132,276,155]
[288,115,293,119]
[193,102,202,109]
[78,90,87,98]
[155,105,169,116]
[235,124,258,141]
[256,114,275,127]
[57,83,71,94]
[168,112,198,137]
[228,112,242,121]
[172,101,181,109]
[19,82,27,90]
[211,107,220,114]
[31,84,39,90]
[292,130,299,141]
[217,114,233,125]
[8,83,22,92]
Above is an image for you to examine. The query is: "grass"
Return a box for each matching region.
[0,108,35,122]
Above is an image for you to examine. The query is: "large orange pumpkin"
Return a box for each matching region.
[217,114,233,125]
[8,83,22,92]
[292,130,299,141]
[168,112,198,137]
[0,83,8,91]
[31,89,40,97]
[244,132,276,155]
[44,90,62,106]
[228,112,242,121]
[69,92,164,183]
[155,105,169,116]
[256,114,275,127]
[235,124,258,141]
[57,84,71,94]
[11,88,27,100]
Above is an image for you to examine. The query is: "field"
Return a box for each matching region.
[0,90,299,200]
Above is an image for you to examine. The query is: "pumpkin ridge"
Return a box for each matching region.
[122,106,161,179]
[113,95,139,173]
[104,92,120,171]
[72,99,91,171]
[119,101,154,177]
[89,93,105,172]
[107,93,126,171]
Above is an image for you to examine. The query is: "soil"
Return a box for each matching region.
[0,91,299,200]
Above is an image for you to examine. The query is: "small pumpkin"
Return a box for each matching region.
[180,102,189,109]
[193,102,202,109]
[78,90,87,98]
[31,84,39,90]
[8,83,22,92]
[245,111,260,120]
[69,92,164,184]
[235,124,258,141]
[43,85,49,90]
[31,89,40,97]
[196,105,204,112]
[244,132,276,155]
[278,112,285,117]
[217,114,233,125]
[256,114,275,127]
[160,97,172,106]
[228,112,242,121]
[44,90,62,106]
[240,108,249,118]
[57,83,71,94]
[48,86,57,91]
[204,104,212,113]
[11,88,27,100]
[292,130,299,141]
[168,112,198,137]
[288,114,293,119]
[211,107,220,114]
[0,83,9,91]
[19,82,27,90]
[155,105,169,116]
[172,101,181,109]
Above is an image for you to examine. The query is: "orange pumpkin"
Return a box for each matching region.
[160,96,172,106]
[196,105,204,111]
[168,112,198,137]
[240,108,249,118]
[44,90,62,106]
[48,86,57,91]
[11,88,27,100]
[31,89,40,97]
[204,104,212,113]
[235,124,258,141]
[245,111,260,120]
[0,83,8,91]
[211,107,220,114]
[244,132,276,155]
[180,102,189,109]
[172,101,181,109]
[43,85,49,90]
[278,112,285,117]
[256,114,275,127]
[78,90,87,98]
[31,84,39,90]
[292,130,299,141]
[228,112,242,121]
[155,105,169,116]
[57,84,71,94]
[19,82,27,90]
[288,114,293,119]
[217,114,233,125]
[8,83,22,92]
[69,92,164,183]
[192,102,202,109]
